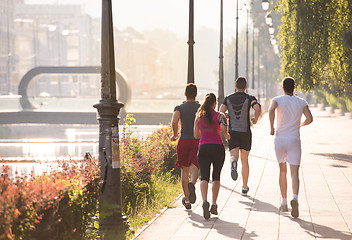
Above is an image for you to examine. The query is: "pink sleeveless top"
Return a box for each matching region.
[198,110,224,146]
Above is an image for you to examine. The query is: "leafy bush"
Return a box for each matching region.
[314,89,349,112]
[120,114,178,216]
[0,155,100,240]
[1,115,180,239]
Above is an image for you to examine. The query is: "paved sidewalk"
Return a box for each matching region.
[136,107,352,240]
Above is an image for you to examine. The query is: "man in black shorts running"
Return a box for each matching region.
[219,77,261,195]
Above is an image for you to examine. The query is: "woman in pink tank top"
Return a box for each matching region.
[194,93,230,219]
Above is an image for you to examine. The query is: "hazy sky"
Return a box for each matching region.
[25,0,250,43]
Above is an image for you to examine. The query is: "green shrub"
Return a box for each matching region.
[120,115,178,217]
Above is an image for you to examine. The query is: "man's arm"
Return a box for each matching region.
[251,100,261,124]
[171,110,181,141]
[301,105,313,127]
[193,116,201,139]
[219,104,228,114]
[268,100,278,135]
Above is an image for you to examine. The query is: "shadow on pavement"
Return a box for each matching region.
[189,212,258,240]
[238,195,279,214]
[289,216,352,239]
[314,152,352,164]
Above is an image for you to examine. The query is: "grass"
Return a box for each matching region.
[127,171,182,237]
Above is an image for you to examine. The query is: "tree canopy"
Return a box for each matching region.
[277,0,352,98]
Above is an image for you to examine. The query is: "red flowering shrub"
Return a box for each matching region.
[145,126,180,175]
[120,115,178,215]
[0,154,100,240]
[1,114,179,238]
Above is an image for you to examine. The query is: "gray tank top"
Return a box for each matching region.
[174,101,200,139]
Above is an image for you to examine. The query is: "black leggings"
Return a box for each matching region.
[197,144,225,182]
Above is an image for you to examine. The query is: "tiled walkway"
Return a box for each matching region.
[136,107,352,240]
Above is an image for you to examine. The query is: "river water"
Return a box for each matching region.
[0,95,180,177]
[0,123,162,178]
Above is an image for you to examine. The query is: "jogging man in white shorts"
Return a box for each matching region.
[268,77,313,218]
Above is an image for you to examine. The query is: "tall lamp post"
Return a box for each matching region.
[218,0,224,109]
[93,0,127,230]
[261,0,269,98]
[187,0,195,84]
[235,0,239,80]
[252,23,255,90]
[261,0,269,12]
[246,7,249,87]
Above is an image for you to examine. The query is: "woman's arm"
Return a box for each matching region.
[219,113,231,140]
[194,116,201,139]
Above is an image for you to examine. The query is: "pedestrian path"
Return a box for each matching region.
[135,107,352,240]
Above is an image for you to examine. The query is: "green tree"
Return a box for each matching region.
[277,0,352,99]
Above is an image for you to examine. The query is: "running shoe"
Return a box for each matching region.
[202,200,210,220]
[231,160,238,181]
[182,197,191,210]
[279,204,288,212]
[290,199,299,218]
[210,204,218,215]
[188,182,196,204]
[242,186,249,196]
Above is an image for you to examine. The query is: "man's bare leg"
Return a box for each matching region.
[290,164,300,218]
[188,163,198,203]
[279,162,287,200]
[240,149,250,189]
[278,162,289,211]
[290,164,300,198]
[190,163,198,184]
[181,166,190,201]
[230,147,240,163]
[230,148,239,180]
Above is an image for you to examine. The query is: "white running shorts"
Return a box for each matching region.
[274,137,301,166]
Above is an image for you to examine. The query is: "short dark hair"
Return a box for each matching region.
[282,77,295,93]
[235,77,247,90]
[185,83,197,99]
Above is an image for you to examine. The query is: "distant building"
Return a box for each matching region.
[13,3,96,96]
[1,2,182,99]
[0,0,21,94]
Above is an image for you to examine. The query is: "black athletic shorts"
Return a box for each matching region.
[228,130,252,151]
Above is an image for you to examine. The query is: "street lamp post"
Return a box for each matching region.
[261,0,270,11]
[252,24,255,90]
[246,7,249,87]
[265,14,273,25]
[268,24,275,35]
[93,0,127,231]
[187,0,195,84]
[218,0,224,109]
[235,0,239,80]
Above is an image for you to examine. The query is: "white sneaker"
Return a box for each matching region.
[279,204,288,212]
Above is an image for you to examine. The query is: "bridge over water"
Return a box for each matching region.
[0,96,177,125]
[0,66,217,125]
[0,66,187,125]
